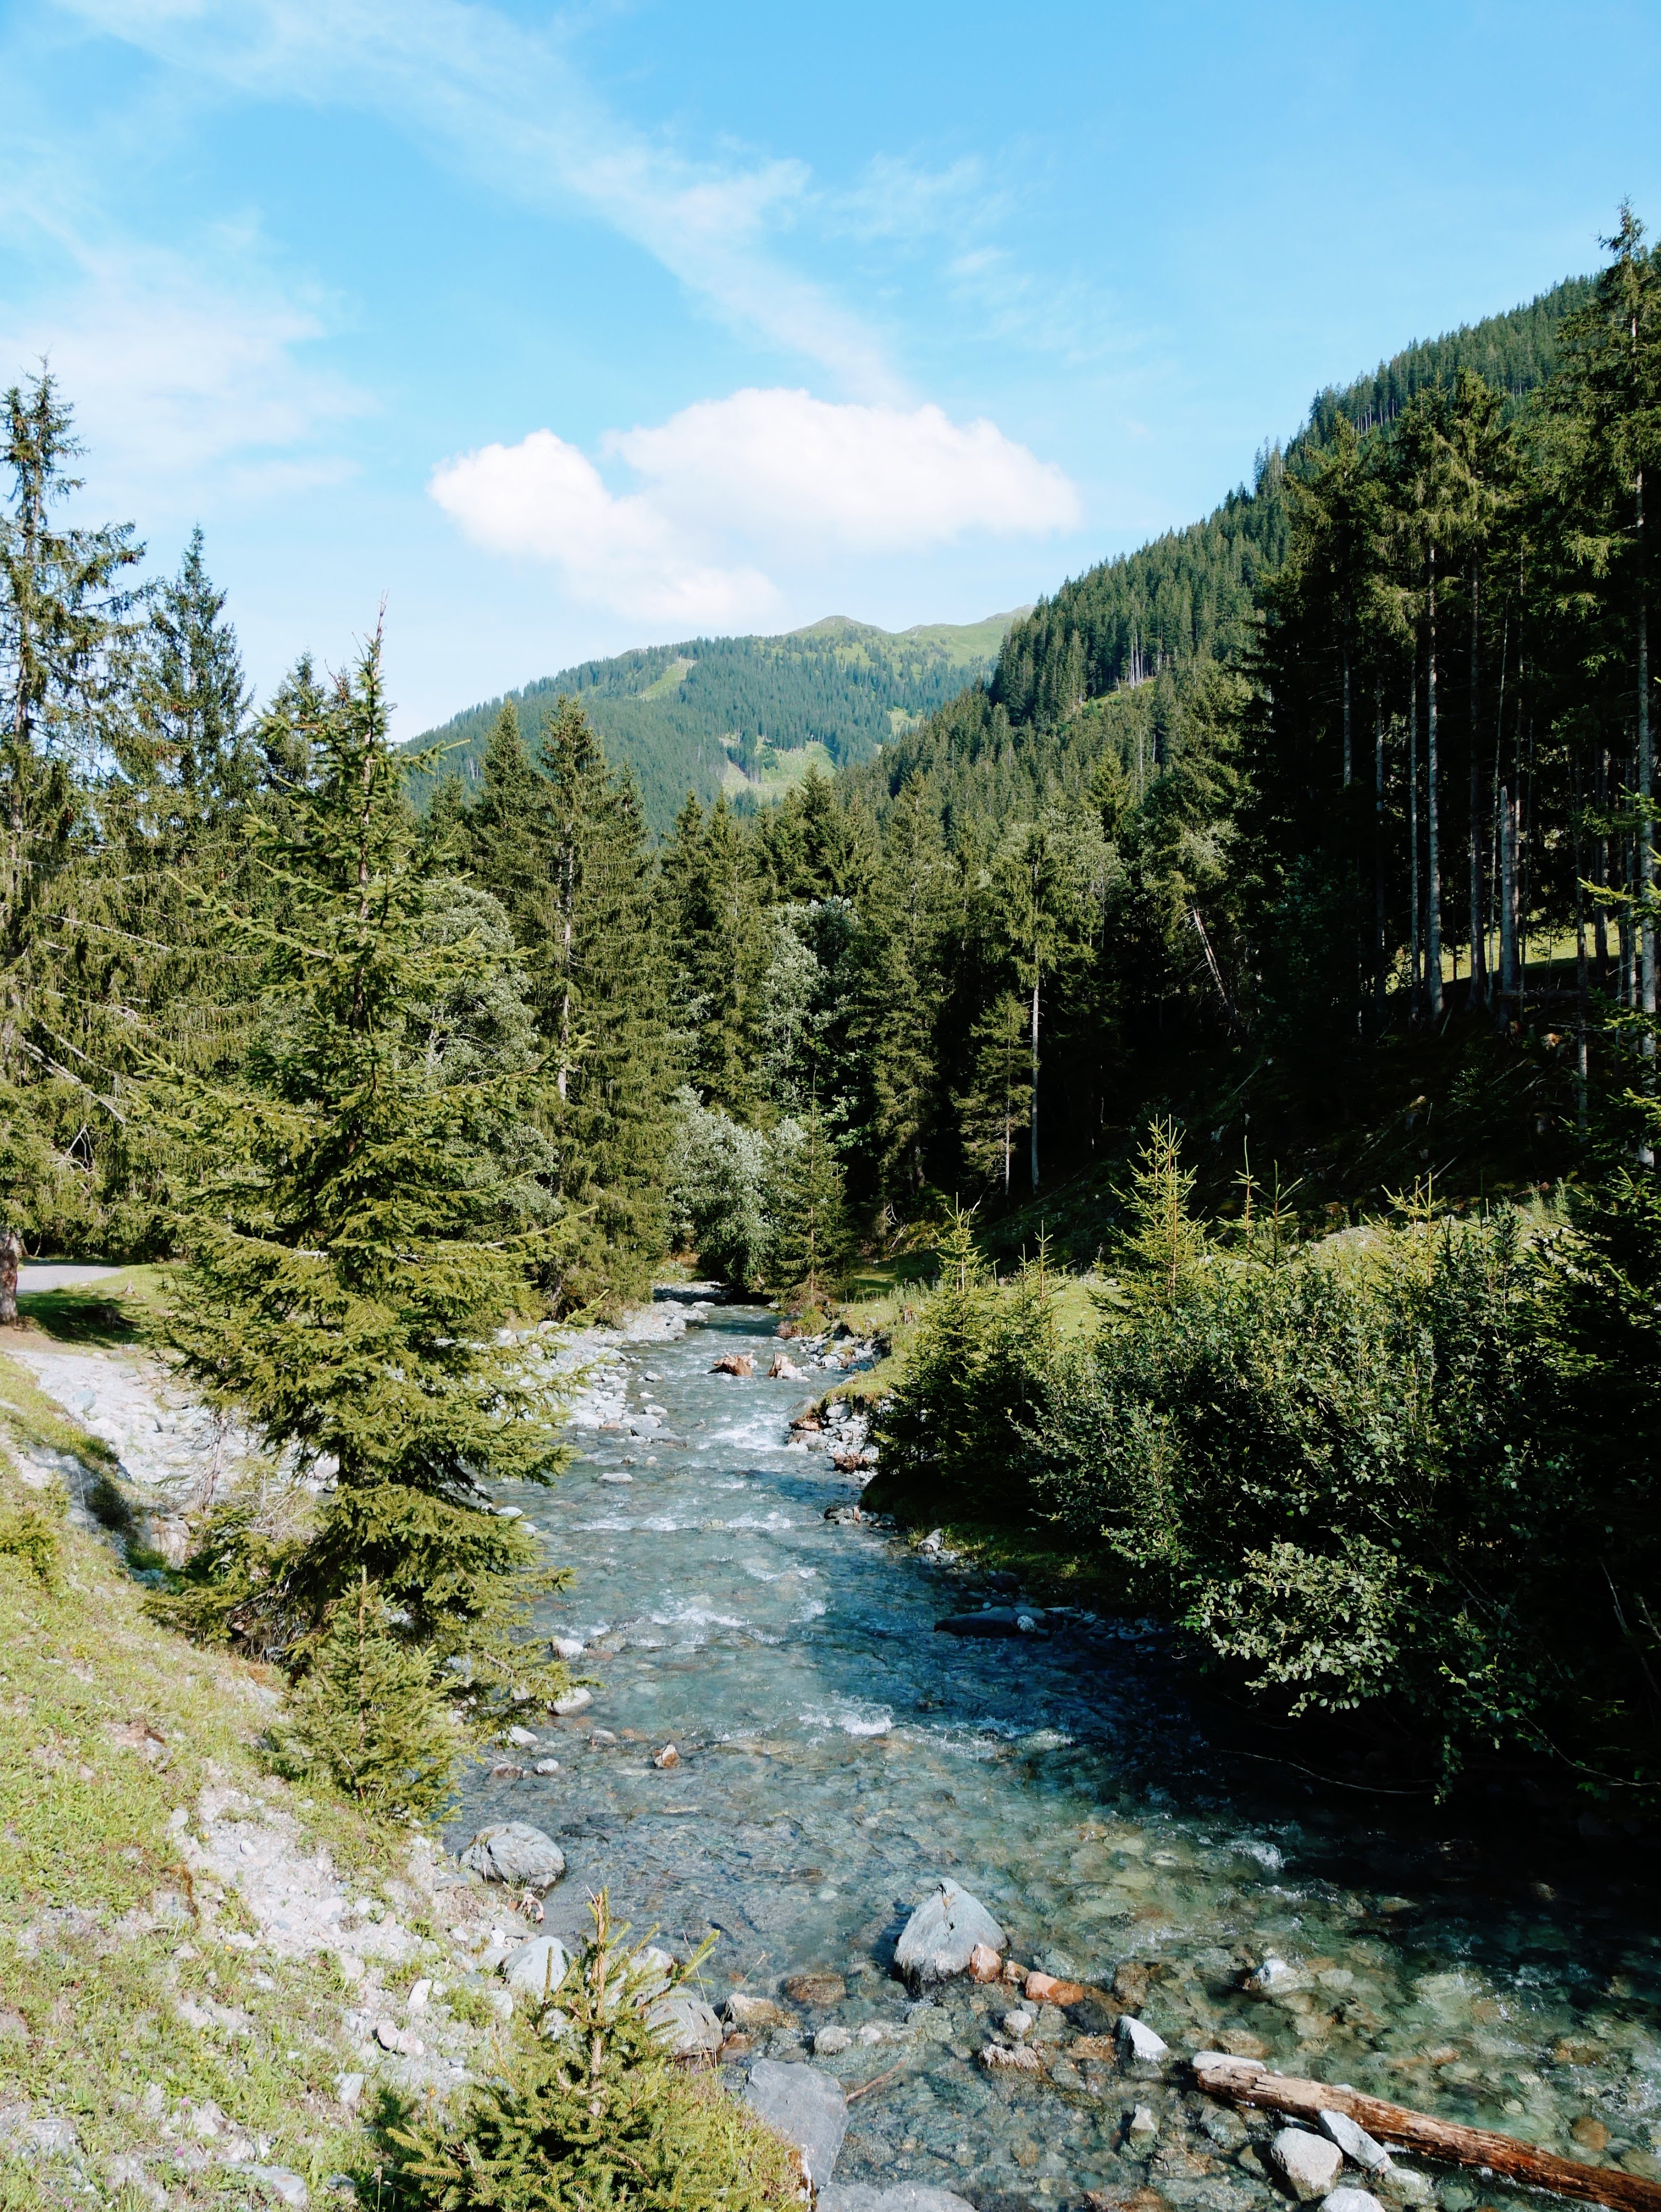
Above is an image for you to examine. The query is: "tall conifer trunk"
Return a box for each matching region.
[1468,564,1487,1005]
[1373,688,1387,1027]
[1409,668,1422,1024]
[1426,551,1444,1019]
[1029,974,1040,1194]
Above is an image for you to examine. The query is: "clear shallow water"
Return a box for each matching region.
[454,1304,1661,2209]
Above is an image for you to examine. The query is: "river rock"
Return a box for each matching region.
[969,1941,1003,1981]
[981,2041,1042,2072]
[893,1879,1007,1986]
[781,1970,846,2006]
[725,1992,794,2030]
[1127,2104,1159,2148]
[743,2058,848,2187]
[813,2024,852,2055]
[1246,1954,1302,1992]
[710,1353,755,1377]
[769,1356,807,1380]
[501,1935,570,2001]
[1319,2110,1392,2172]
[459,1822,567,1890]
[551,1687,593,1716]
[646,1991,723,2057]
[933,1607,1047,1637]
[817,2190,978,2211]
[1116,2015,1170,2075]
[1323,2192,1386,2212]
[1272,2129,1344,2201]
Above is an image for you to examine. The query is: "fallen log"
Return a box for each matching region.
[1192,2054,1661,2212]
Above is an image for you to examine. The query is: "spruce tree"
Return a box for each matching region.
[158,624,569,1714]
[766,1095,852,1303]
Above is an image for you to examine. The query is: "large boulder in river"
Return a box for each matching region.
[743,2060,848,2189]
[893,1879,1006,1987]
[459,1822,566,1890]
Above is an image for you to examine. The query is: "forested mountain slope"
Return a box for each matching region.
[854,273,1591,815]
[408,609,1022,831]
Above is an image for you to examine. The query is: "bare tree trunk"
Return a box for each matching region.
[1639,469,1655,1059]
[1574,748,1590,1130]
[1597,745,1612,983]
[0,1226,19,1328]
[1373,688,1387,1028]
[1426,551,1444,1019]
[1409,666,1423,1024]
[1029,974,1040,1195]
[1499,786,1517,1001]
[1468,563,1486,1006]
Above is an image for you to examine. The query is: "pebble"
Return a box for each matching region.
[813,2024,852,2055]
[1247,1954,1302,1992]
[1272,2129,1345,2200]
[1323,2192,1385,2212]
[1319,2109,1392,2171]
[1002,2008,1034,2037]
[533,1758,560,1775]
[725,1992,795,2030]
[1127,2104,1159,2148]
[503,1726,538,1749]
[981,2042,1042,2073]
[551,1687,593,1716]
[782,1971,846,2006]
[1116,2014,1171,2075]
[653,1744,681,1769]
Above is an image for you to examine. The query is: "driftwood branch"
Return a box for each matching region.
[1192,2054,1661,2212]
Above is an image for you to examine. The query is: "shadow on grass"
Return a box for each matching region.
[15,1287,141,1346]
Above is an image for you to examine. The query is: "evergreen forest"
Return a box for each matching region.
[8,215,1661,1839]
[407,608,1019,832]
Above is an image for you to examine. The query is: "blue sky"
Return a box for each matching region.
[3,0,1659,734]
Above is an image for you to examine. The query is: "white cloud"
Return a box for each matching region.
[429,389,1080,620]
[428,428,777,626]
[613,388,1081,548]
[56,0,899,395]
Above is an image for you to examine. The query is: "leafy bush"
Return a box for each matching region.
[876,1122,1661,1786]
[392,1894,797,2211]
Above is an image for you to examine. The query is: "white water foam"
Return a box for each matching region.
[800,1703,893,1738]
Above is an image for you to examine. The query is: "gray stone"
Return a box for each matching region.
[1379,2171,1434,2206]
[1272,2129,1345,2201]
[933,1606,1048,1637]
[107,2156,166,2208]
[1117,2013,1171,2074]
[645,1990,723,2057]
[743,2058,848,2188]
[1127,2104,1159,2148]
[724,1992,794,2030]
[1323,2192,1386,2212]
[1246,1954,1302,1992]
[892,1879,1006,1986]
[501,1935,570,2001]
[551,1687,593,1715]
[813,2024,852,2055]
[459,1821,566,1890]
[817,2190,978,2212]
[1319,2109,1393,2173]
[228,2167,309,2208]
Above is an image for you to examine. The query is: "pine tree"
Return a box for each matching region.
[131,527,253,840]
[283,1574,459,1820]
[659,791,762,1113]
[157,624,570,1715]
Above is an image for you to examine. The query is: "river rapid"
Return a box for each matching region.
[452,1298,1661,2211]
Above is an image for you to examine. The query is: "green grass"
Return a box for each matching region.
[14,1264,175,1347]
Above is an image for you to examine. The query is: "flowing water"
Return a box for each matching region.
[451,1301,1661,2210]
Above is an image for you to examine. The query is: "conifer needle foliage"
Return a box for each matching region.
[392,1893,798,2212]
[151,625,570,1723]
